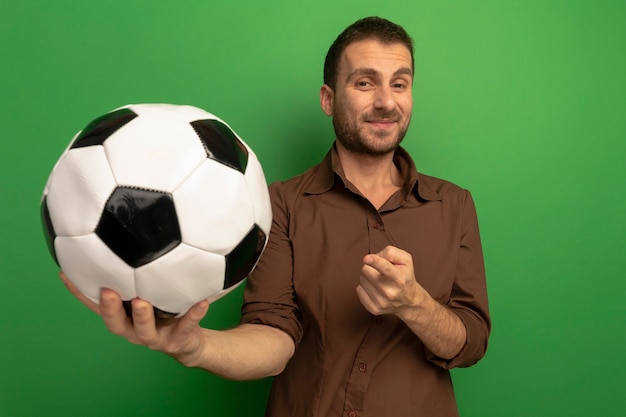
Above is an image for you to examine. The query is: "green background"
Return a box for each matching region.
[1,0,624,416]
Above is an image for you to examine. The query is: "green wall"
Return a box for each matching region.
[2,1,624,416]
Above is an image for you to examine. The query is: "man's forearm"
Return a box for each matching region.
[397,295,467,360]
[177,323,295,380]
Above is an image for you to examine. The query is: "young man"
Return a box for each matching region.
[63,16,490,417]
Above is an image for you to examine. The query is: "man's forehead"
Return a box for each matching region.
[339,39,413,74]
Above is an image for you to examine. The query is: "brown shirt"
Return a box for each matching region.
[241,145,490,417]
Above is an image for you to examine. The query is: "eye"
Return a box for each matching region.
[392,81,409,90]
[355,79,374,89]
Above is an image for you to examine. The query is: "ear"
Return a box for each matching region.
[320,84,334,116]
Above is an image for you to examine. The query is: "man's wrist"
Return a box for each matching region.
[395,287,433,325]
[170,332,208,368]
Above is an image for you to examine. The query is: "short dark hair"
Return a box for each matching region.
[323,16,415,89]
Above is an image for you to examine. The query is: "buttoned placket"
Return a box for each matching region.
[366,207,389,254]
[342,313,389,417]
[343,207,393,417]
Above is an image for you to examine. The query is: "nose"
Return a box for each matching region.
[373,86,397,113]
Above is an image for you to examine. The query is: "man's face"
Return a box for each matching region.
[321,39,414,156]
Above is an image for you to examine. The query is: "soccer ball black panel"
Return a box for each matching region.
[40,197,58,265]
[96,187,181,268]
[41,104,272,316]
[191,119,249,173]
[224,224,267,289]
[71,108,138,149]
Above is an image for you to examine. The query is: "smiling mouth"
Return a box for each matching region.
[367,120,397,128]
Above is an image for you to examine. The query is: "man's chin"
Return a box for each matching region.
[365,133,404,153]
[340,139,399,156]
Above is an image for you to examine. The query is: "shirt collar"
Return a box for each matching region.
[304,143,443,201]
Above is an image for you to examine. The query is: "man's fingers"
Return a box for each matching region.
[100,288,134,337]
[356,284,377,315]
[131,298,160,347]
[60,271,210,358]
[373,246,412,267]
[363,254,395,279]
[172,300,210,339]
[359,275,377,298]
[363,247,413,280]
[183,300,210,326]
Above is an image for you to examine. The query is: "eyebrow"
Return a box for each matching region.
[349,67,413,79]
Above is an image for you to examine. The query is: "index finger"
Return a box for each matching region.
[362,253,395,276]
[100,288,135,337]
[375,246,412,266]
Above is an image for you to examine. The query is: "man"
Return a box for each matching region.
[62,16,490,417]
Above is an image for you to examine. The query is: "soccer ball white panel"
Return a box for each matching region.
[42,131,81,197]
[56,234,136,303]
[243,152,273,234]
[46,146,116,236]
[103,115,206,193]
[135,243,226,315]
[175,159,255,255]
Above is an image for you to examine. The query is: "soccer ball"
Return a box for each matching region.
[41,103,272,318]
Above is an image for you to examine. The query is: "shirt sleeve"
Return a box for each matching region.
[425,190,491,369]
[239,182,304,346]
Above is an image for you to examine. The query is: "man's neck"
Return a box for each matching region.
[335,141,403,209]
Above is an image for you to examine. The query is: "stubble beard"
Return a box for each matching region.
[333,109,411,156]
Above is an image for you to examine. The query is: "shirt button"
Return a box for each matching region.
[375,316,384,325]
[373,223,380,229]
[349,412,357,417]
[358,362,367,372]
